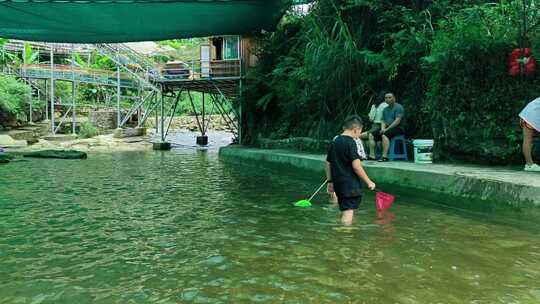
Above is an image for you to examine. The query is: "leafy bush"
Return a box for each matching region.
[0,75,32,122]
[239,0,540,164]
[79,122,98,138]
[176,92,229,115]
[423,3,540,164]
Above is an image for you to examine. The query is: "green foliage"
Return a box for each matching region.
[239,0,540,164]
[82,51,116,70]
[23,43,39,65]
[175,92,229,115]
[0,75,32,117]
[0,39,16,67]
[157,38,206,60]
[150,53,172,64]
[79,122,98,139]
[423,2,540,164]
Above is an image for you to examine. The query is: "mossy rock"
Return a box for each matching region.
[0,153,15,163]
[23,150,87,159]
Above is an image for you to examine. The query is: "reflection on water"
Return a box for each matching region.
[0,151,539,303]
[150,130,234,151]
[376,211,396,234]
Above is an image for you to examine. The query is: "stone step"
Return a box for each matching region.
[0,135,28,148]
[3,129,36,140]
[42,134,78,142]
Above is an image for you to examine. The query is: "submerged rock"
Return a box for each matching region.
[0,153,15,163]
[23,150,87,159]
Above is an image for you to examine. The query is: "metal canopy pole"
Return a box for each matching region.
[155,93,159,133]
[160,86,165,142]
[239,38,243,145]
[116,51,121,129]
[138,87,142,124]
[50,45,55,134]
[202,92,206,136]
[71,44,77,134]
[44,79,49,121]
[239,78,243,145]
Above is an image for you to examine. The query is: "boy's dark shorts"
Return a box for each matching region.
[373,127,404,141]
[337,196,362,211]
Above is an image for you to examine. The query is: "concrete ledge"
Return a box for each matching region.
[219,146,540,208]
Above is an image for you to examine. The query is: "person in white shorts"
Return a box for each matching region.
[519,97,540,172]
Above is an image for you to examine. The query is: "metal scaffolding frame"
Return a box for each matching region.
[157,77,241,143]
[1,39,244,146]
[1,41,153,135]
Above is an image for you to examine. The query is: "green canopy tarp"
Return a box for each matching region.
[0,0,290,43]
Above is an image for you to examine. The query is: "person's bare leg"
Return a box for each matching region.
[382,134,390,158]
[523,126,534,165]
[368,134,376,159]
[341,210,354,226]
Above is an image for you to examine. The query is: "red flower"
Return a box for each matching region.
[509,48,536,76]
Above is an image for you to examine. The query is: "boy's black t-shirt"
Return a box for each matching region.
[326,135,363,198]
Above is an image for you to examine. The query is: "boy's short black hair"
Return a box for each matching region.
[342,115,363,130]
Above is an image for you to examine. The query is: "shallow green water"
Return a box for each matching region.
[1,151,539,304]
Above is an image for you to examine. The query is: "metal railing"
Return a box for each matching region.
[160,59,241,81]
[3,40,91,55]
[91,43,161,93]
[16,64,138,88]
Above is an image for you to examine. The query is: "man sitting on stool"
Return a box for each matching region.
[368,92,406,162]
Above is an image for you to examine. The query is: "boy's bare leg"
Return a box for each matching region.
[368,134,376,159]
[329,192,338,204]
[382,134,390,158]
[341,210,354,226]
[523,126,535,165]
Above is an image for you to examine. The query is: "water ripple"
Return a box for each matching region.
[0,151,539,303]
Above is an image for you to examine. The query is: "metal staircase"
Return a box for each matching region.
[91,43,162,93]
[89,43,164,129]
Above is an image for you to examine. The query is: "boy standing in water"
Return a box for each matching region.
[326,115,376,226]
